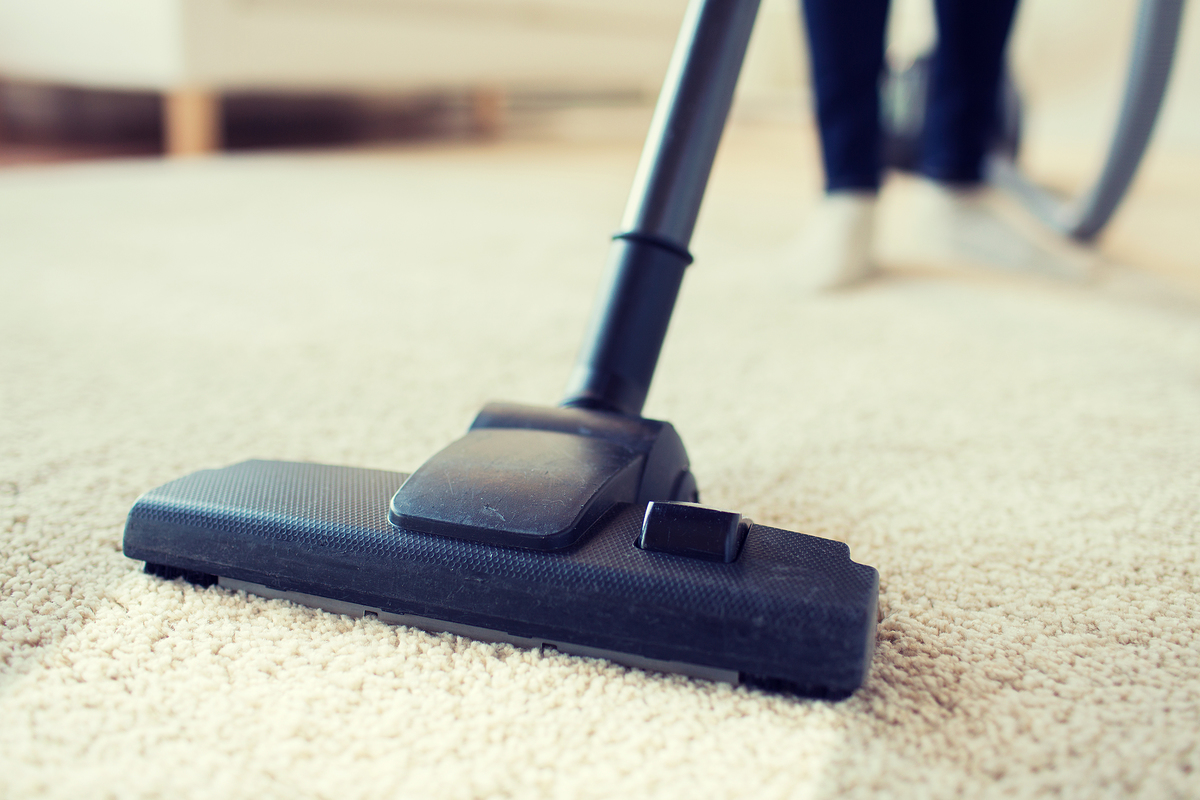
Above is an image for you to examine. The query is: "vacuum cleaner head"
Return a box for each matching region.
[123,0,881,699]
[124,404,878,698]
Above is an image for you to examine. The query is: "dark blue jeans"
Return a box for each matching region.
[802,0,1019,192]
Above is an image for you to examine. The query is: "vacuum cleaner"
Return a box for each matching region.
[882,0,1187,242]
[123,0,881,699]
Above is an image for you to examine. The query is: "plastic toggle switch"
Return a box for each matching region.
[636,501,750,563]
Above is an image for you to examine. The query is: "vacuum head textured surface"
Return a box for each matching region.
[123,460,878,696]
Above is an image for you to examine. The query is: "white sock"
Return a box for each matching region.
[790,191,879,290]
[889,178,1094,281]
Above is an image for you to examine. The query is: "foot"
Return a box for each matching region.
[789,191,879,290]
[885,178,1095,281]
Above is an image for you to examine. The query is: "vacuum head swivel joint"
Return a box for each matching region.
[390,403,696,551]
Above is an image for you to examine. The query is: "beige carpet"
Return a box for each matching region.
[1,125,1198,798]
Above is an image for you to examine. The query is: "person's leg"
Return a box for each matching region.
[904,0,1091,281]
[801,0,891,192]
[921,0,1019,183]
[793,0,890,289]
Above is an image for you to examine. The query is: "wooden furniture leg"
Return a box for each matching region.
[0,80,7,148]
[164,88,221,157]
[470,87,507,138]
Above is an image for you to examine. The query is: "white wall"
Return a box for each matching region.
[0,0,184,88]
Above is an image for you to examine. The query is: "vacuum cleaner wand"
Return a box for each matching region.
[123,0,880,699]
[563,0,759,417]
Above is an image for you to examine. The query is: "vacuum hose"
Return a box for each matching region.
[987,0,1187,241]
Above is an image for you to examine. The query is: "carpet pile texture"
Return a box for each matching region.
[1,131,1198,798]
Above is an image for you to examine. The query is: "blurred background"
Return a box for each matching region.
[0,0,1196,283]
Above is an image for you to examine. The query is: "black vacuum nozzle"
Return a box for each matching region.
[125,457,879,697]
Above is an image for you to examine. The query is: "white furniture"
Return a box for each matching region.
[0,0,688,155]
